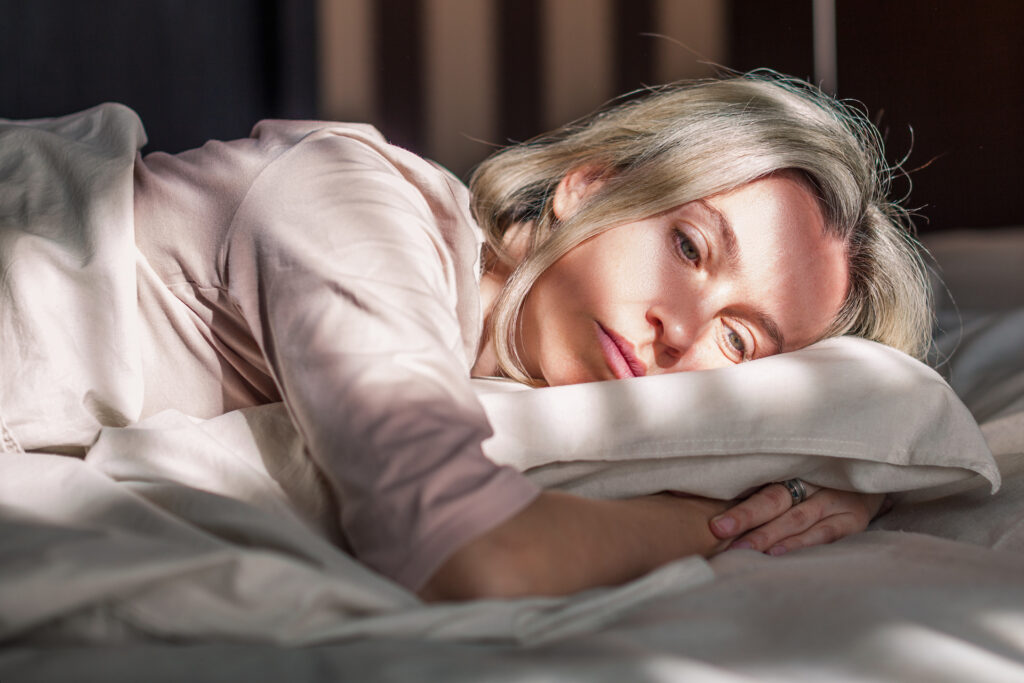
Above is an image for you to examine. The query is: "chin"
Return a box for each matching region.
[541,364,602,387]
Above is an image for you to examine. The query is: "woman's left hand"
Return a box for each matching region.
[708,483,886,556]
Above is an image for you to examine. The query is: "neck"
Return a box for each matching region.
[472,268,506,376]
[472,221,531,377]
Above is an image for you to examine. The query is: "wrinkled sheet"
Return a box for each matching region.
[0,409,718,646]
[3,534,1024,683]
[4,482,1024,683]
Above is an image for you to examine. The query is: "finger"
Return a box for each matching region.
[709,482,819,539]
[709,484,790,538]
[727,486,876,551]
[733,491,876,557]
[727,495,827,551]
[762,513,863,556]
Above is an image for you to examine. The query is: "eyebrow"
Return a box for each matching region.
[696,199,787,355]
[696,199,740,262]
[748,308,786,355]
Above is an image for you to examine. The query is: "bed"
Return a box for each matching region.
[2,111,1024,682]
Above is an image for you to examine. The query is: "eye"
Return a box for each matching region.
[723,323,751,361]
[673,229,701,264]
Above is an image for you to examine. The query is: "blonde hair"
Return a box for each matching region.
[469,71,932,384]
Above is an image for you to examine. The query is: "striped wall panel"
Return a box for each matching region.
[318,0,726,178]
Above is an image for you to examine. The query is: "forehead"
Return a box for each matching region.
[703,174,849,349]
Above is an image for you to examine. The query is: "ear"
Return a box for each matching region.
[552,165,607,220]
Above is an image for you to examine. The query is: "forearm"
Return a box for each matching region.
[418,490,731,601]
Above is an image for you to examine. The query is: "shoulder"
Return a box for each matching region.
[248,120,395,170]
[248,119,481,247]
[249,119,387,146]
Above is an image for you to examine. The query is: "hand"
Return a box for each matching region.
[707,483,886,556]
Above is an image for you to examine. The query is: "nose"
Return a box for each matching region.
[646,303,699,369]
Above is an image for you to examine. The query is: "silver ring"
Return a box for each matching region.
[782,479,807,506]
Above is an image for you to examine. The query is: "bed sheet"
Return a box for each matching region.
[4,526,1024,682]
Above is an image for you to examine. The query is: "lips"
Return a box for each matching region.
[596,323,647,379]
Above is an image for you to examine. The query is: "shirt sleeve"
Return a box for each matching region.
[220,128,540,591]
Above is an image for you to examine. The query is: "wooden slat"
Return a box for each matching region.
[374,0,426,152]
[654,0,728,83]
[318,0,375,123]
[727,0,814,81]
[543,0,613,129]
[424,0,497,177]
[614,0,656,95]
[496,0,543,143]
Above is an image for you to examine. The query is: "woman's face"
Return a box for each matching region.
[517,171,850,386]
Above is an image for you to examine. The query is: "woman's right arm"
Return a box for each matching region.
[419,490,731,601]
[221,129,544,592]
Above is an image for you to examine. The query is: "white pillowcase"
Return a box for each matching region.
[473,336,1000,501]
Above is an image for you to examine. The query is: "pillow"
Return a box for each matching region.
[473,336,1000,501]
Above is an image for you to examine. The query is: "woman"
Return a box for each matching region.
[115,73,927,601]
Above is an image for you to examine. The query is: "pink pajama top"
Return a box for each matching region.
[132,119,540,591]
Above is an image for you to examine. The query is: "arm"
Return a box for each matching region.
[221,128,546,591]
[419,490,732,601]
[421,483,883,601]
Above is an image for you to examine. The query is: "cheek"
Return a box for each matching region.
[541,351,596,387]
[778,251,850,336]
[675,331,733,372]
[544,223,670,304]
[533,249,606,310]
[518,261,591,372]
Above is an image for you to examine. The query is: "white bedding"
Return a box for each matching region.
[1,105,1023,681]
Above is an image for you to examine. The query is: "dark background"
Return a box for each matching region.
[0,0,317,152]
[2,0,1020,232]
[731,0,1024,232]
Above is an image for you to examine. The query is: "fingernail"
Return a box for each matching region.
[729,541,753,551]
[712,516,737,536]
[767,545,788,556]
